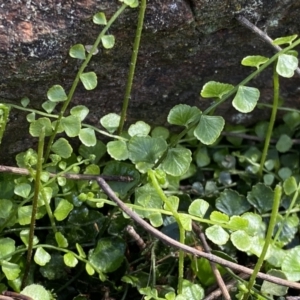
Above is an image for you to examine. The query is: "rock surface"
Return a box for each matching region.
[0,0,300,162]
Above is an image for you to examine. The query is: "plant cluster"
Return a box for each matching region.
[0,1,300,299]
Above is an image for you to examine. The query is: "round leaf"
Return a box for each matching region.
[42,100,57,113]
[167,104,201,127]
[93,12,107,25]
[273,34,298,46]
[283,176,297,195]
[161,147,192,176]
[261,269,288,296]
[51,138,73,158]
[89,237,126,273]
[201,81,234,99]
[64,252,78,267]
[79,128,96,146]
[231,230,252,251]
[70,105,89,121]
[216,189,251,216]
[69,44,86,60]
[54,199,74,221]
[247,183,274,214]
[100,113,120,133]
[21,284,50,300]
[194,115,225,145]
[282,246,300,281]
[107,140,129,160]
[188,199,209,218]
[29,117,52,137]
[61,115,81,137]
[128,121,151,137]
[101,35,115,49]
[47,85,67,102]
[34,247,51,266]
[276,134,293,153]
[232,86,260,113]
[55,232,68,248]
[14,183,31,198]
[80,72,97,90]
[276,54,298,78]
[206,225,229,245]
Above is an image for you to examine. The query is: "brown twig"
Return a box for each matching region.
[0,165,133,182]
[235,15,300,77]
[192,222,231,300]
[96,176,300,290]
[2,291,33,300]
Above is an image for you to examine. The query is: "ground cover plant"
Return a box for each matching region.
[0,1,300,299]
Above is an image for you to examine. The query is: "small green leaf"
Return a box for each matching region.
[107,140,129,160]
[194,115,225,145]
[128,121,151,136]
[167,104,201,127]
[148,212,163,227]
[42,100,57,113]
[101,35,115,49]
[151,126,170,139]
[76,243,86,258]
[51,138,73,158]
[247,183,274,213]
[123,0,139,8]
[34,247,51,266]
[283,176,297,195]
[1,261,21,280]
[273,34,298,46]
[210,211,229,223]
[89,237,126,273]
[0,238,15,260]
[70,105,89,121]
[128,136,167,173]
[232,86,260,113]
[79,128,96,146]
[201,81,234,99]
[231,230,252,251]
[163,196,179,212]
[188,199,209,218]
[54,199,74,221]
[55,232,68,248]
[64,252,78,267]
[182,279,204,300]
[69,44,86,59]
[79,140,107,164]
[100,113,120,133]
[178,214,192,231]
[21,97,30,107]
[276,134,293,153]
[29,117,52,137]
[241,55,269,68]
[282,246,300,281]
[206,225,229,245]
[27,112,36,122]
[61,115,81,137]
[216,189,251,216]
[276,54,298,78]
[14,183,31,198]
[80,72,97,90]
[47,85,68,102]
[21,284,51,300]
[0,199,13,219]
[93,12,107,25]
[86,262,95,275]
[261,269,288,296]
[195,146,211,167]
[283,111,300,130]
[228,216,248,231]
[161,147,192,176]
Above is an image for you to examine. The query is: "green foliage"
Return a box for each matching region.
[0,2,300,298]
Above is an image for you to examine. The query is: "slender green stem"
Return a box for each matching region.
[274,183,300,243]
[243,185,282,300]
[22,127,45,288]
[118,0,147,134]
[44,3,128,160]
[258,64,279,177]
[148,170,184,294]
